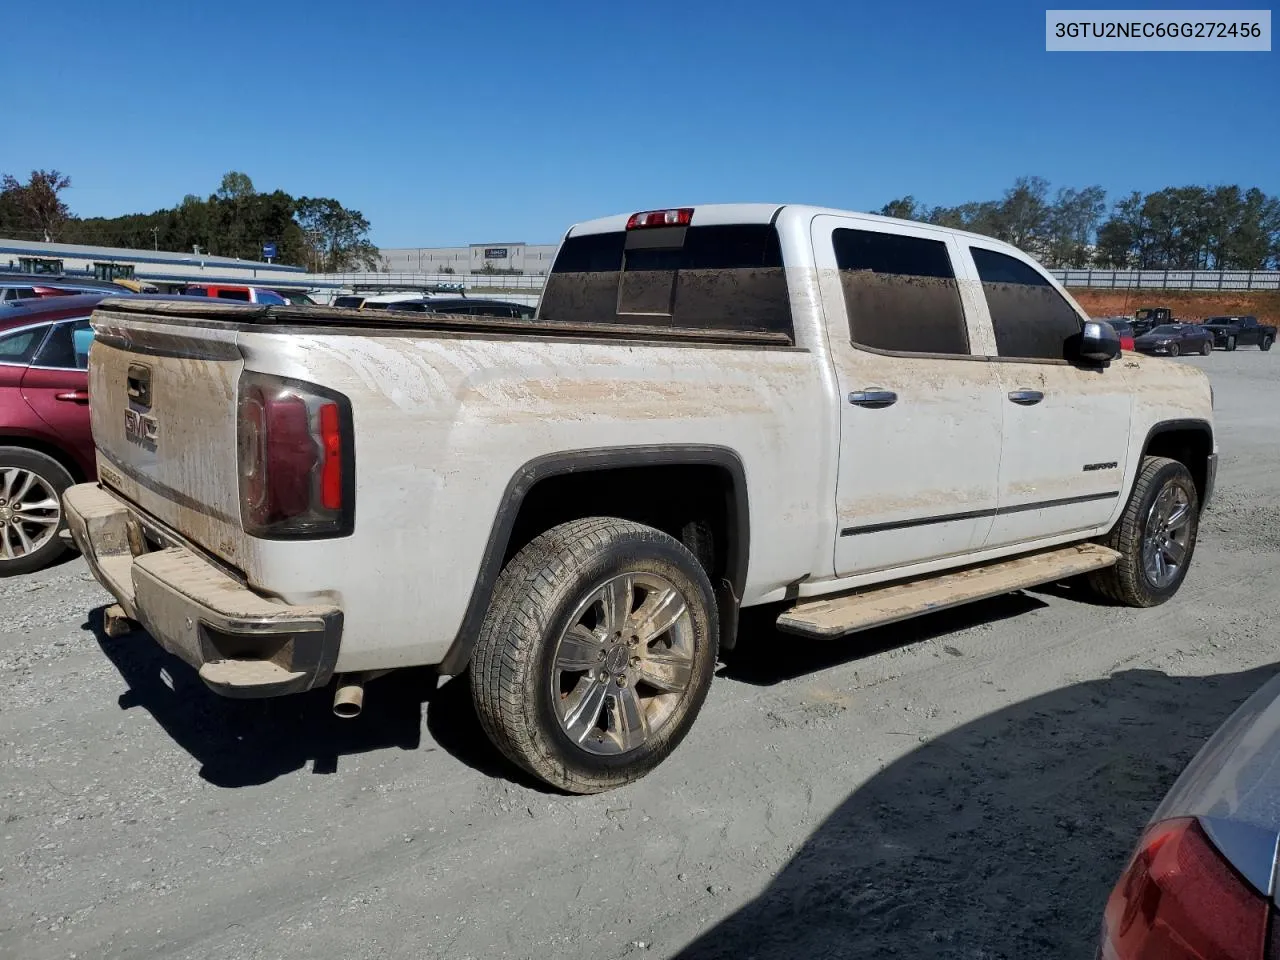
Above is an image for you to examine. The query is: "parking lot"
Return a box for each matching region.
[2,348,1276,960]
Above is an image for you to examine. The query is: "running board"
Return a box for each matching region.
[776,543,1121,639]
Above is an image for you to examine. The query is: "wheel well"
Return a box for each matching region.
[1144,426,1212,502]
[0,435,86,482]
[506,463,744,594]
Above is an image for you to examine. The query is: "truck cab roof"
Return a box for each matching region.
[566,203,1030,253]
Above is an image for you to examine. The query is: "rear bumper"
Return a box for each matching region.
[63,483,342,698]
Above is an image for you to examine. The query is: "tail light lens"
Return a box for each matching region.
[236,372,354,538]
[1101,817,1268,960]
[626,208,694,230]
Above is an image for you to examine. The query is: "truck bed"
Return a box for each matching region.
[96,297,795,348]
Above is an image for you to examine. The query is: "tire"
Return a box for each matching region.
[1227,335,1237,351]
[470,517,719,793]
[1262,336,1273,352]
[1086,456,1200,608]
[1168,343,1180,357]
[0,447,74,577]
[1200,340,1212,356]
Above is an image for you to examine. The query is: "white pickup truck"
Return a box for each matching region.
[63,204,1216,793]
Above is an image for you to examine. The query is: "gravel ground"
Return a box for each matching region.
[2,349,1277,960]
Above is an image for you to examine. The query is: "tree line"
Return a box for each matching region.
[0,169,379,272]
[882,177,1280,270]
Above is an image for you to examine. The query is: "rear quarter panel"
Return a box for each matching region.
[238,330,828,671]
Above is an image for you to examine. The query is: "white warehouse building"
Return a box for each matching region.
[379,242,560,276]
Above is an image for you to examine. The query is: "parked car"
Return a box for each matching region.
[183,284,288,305]
[0,295,106,574]
[385,297,537,319]
[64,204,1215,792]
[0,284,40,303]
[273,290,316,305]
[2,274,127,304]
[1199,315,1276,352]
[331,292,439,310]
[1098,669,1280,960]
[1132,323,1214,357]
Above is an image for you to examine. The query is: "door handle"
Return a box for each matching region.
[1007,389,1044,405]
[55,391,90,404]
[848,389,897,409]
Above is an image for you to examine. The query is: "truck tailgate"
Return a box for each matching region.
[88,308,248,568]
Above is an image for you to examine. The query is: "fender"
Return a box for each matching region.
[438,444,750,675]
[1137,418,1216,508]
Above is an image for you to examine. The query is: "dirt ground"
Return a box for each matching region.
[2,349,1278,960]
[1069,287,1280,326]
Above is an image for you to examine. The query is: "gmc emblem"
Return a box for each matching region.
[125,408,159,450]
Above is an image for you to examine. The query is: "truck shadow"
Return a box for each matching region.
[722,592,1048,685]
[673,663,1278,960]
[87,606,431,788]
[87,605,544,790]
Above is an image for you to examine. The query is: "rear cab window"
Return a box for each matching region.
[970,247,1082,361]
[540,218,794,340]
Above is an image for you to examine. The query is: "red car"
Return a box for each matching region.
[0,294,104,574]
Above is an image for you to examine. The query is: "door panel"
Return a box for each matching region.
[20,319,94,468]
[959,242,1132,547]
[812,215,1004,577]
[986,362,1131,546]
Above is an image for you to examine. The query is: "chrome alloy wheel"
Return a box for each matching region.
[0,467,61,563]
[550,572,696,756]
[1142,481,1192,589]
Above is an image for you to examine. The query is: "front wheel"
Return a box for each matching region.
[1086,456,1200,607]
[470,517,718,793]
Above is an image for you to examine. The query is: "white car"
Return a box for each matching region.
[64,204,1215,792]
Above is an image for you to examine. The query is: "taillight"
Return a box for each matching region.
[626,208,693,230]
[1101,817,1268,960]
[236,372,353,538]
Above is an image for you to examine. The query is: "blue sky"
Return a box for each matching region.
[2,0,1276,247]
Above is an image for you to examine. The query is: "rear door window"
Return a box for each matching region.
[33,318,93,369]
[832,228,969,355]
[970,248,1082,360]
[540,223,793,339]
[215,288,251,302]
[0,325,49,363]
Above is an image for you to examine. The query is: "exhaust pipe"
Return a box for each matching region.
[332,670,390,719]
[333,675,365,718]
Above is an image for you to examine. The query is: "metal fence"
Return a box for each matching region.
[311,268,1280,295]
[1050,269,1280,291]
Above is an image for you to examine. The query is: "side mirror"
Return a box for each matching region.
[1070,320,1121,364]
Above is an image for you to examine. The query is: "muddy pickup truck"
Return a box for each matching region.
[1199,314,1275,352]
[63,204,1217,793]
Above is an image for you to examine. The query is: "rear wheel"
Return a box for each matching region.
[0,447,73,577]
[470,517,718,793]
[1200,340,1212,356]
[1262,335,1273,352]
[1087,456,1200,607]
